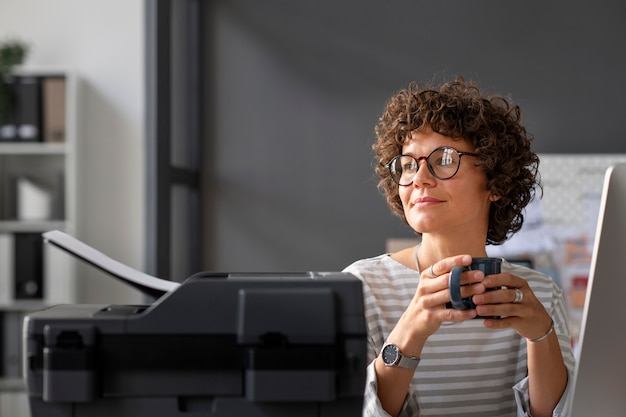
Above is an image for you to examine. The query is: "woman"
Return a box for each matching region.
[343,78,574,417]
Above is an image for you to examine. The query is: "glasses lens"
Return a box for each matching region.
[389,155,419,185]
[388,147,462,185]
[428,147,460,180]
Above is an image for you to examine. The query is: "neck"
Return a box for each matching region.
[416,232,488,271]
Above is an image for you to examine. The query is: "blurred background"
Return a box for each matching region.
[0,0,623,312]
[0,0,623,318]
[1,0,626,414]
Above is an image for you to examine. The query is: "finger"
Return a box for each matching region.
[482,316,514,329]
[424,254,472,279]
[482,272,526,289]
[441,306,478,322]
[420,271,484,300]
[458,270,486,287]
[459,281,486,299]
[476,299,532,319]
[418,274,453,297]
[473,286,523,306]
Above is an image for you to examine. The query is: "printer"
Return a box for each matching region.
[23,231,367,417]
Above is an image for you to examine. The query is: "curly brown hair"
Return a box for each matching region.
[373,77,541,245]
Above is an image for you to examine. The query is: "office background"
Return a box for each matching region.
[1,0,625,306]
[0,0,145,304]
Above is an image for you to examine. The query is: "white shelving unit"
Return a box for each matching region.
[0,67,77,416]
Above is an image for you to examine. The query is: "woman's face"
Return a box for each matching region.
[398,127,494,239]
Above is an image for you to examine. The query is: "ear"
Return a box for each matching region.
[489,194,501,202]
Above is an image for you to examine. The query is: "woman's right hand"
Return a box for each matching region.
[374,253,487,416]
[389,254,486,351]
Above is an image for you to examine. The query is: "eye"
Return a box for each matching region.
[403,160,418,171]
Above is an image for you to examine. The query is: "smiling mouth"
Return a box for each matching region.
[414,197,441,205]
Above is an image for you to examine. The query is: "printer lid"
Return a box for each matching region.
[43,230,179,298]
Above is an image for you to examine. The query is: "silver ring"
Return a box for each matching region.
[513,288,524,304]
[428,265,436,278]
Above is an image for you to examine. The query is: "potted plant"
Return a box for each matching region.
[0,38,30,131]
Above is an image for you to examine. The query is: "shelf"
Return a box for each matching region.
[11,65,68,78]
[0,142,66,155]
[0,68,76,405]
[0,220,66,234]
[0,378,25,392]
[0,300,48,312]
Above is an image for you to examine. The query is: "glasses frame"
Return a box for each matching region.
[385,146,479,185]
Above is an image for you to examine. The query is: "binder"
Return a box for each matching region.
[1,310,24,378]
[0,75,18,141]
[42,76,66,143]
[13,232,44,300]
[51,171,66,220]
[16,75,42,142]
[1,174,18,220]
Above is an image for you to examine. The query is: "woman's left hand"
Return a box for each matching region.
[471,272,553,340]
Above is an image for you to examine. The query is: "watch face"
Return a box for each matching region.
[382,344,399,365]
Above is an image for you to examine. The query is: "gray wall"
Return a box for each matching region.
[201,0,626,272]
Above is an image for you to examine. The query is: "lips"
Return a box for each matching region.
[412,196,442,206]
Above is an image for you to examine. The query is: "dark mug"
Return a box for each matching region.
[447,257,502,316]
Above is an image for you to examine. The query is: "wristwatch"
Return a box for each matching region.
[380,343,420,370]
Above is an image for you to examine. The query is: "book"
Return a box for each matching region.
[15,75,42,142]
[0,74,65,143]
[50,171,66,220]
[0,75,18,141]
[14,233,44,300]
[1,310,25,377]
[1,174,18,220]
[42,76,66,143]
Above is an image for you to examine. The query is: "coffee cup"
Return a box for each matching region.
[447,257,502,316]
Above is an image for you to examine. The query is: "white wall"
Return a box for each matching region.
[0,0,145,304]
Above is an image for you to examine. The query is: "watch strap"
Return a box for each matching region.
[397,354,420,370]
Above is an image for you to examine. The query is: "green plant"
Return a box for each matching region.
[0,38,29,73]
[0,37,30,127]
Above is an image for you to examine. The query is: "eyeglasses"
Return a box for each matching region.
[386,146,478,185]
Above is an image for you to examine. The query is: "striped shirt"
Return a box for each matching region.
[343,254,575,417]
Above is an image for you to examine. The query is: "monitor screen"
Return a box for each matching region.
[569,162,626,416]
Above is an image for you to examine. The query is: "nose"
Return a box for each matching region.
[411,158,435,187]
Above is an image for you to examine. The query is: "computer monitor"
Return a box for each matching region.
[569,162,626,416]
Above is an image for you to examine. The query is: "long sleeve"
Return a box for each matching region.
[362,359,421,417]
[344,255,575,417]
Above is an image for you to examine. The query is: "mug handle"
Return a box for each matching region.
[449,266,473,310]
